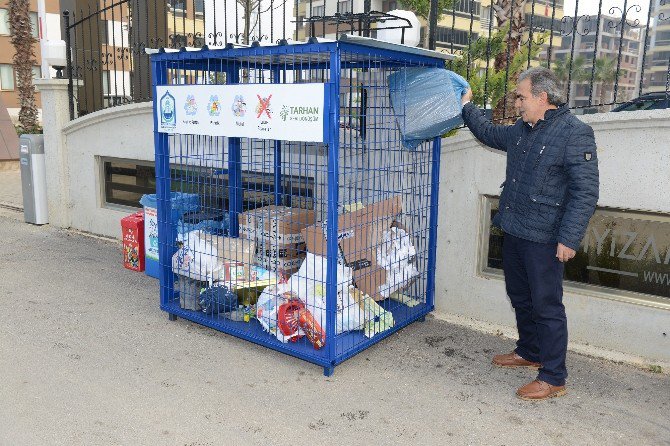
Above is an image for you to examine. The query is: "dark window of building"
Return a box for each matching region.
[337,0,352,14]
[103,158,315,211]
[435,27,477,47]
[485,197,670,300]
[653,51,670,62]
[103,159,156,208]
[525,13,561,34]
[195,0,204,15]
[448,0,481,15]
[171,0,186,11]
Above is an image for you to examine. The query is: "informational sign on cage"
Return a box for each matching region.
[155,83,327,142]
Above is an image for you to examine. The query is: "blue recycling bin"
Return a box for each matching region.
[140,192,200,278]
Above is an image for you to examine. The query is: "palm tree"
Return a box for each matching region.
[594,57,616,111]
[492,0,529,122]
[552,55,590,107]
[8,0,39,133]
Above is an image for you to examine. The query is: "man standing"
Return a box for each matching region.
[461,67,599,400]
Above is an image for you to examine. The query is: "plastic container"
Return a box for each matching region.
[140,192,200,278]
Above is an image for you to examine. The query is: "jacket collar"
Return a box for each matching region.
[525,104,569,128]
[543,104,569,121]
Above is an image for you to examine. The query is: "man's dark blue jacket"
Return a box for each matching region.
[462,102,599,250]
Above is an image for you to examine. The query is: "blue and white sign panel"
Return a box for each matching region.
[156,83,327,142]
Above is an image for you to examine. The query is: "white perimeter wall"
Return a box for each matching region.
[59,103,670,363]
[435,109,670,364]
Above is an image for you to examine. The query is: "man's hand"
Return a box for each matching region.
[556,243,576,263]
[462,88,473,105]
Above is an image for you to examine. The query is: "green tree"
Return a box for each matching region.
[492,0,529,120]
[398,0,453,48]
[8,0,39,133]
[449,26,546,120]
[594,57,616,110]
[553,55,590,87]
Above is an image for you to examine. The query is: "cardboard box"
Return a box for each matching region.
[301,196,403,301]
[239,205,316,245]
[255,242,306,259]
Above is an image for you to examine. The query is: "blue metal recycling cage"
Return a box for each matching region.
[150,36,451,375]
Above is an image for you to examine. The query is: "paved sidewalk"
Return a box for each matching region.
[0,168,22,209]
[0,214,668,446]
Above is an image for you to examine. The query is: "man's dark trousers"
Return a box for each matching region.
[503,232,567,386]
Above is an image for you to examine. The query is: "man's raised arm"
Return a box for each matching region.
[460,89,516,153]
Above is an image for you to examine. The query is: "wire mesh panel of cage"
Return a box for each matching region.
[150,37,450,375]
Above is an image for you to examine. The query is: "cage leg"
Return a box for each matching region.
[168,313,178,321]
[418,315,426,322]
[323,365,334,377]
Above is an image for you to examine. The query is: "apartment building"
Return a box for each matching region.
[552,13,643,109]
[646,0,670,90]
[0,0,62,124]
[296,0,563,54]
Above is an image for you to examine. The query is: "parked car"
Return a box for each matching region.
[611,92,670,112]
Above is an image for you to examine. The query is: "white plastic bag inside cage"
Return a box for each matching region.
[376,226,420,298]
[289,253,362,335]
[172,230,222,283]
[256,283,305,343]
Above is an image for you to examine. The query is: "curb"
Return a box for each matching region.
[432,311,670,376]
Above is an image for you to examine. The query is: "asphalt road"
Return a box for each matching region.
[0,214,668,446]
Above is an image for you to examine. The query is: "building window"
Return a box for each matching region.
[449,0,481,15]
[0,64,14,91]
[435,27,477,47]
[29,11,38,38]
[0,9,37,36]
[482,197,670,301]
[312,5,324,17]
[173,0,186,10]
[0,9,9,35]
[337,1,351,14]
[103,158,156,208]
[195,0,204,15]
[102,157,315,211]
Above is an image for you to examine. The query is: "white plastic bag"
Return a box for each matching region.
[289,253,362,334]
[256,282,304,343]
[172,230,221,283]
[376,227,420,298]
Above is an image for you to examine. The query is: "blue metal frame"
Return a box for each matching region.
[272,67,283,207]
[151,58,175,316]
[150,40,446,376]
[227,67,242,237]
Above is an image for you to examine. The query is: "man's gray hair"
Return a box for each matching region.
[518,67,565,106]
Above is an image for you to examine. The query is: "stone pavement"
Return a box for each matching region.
[0,213,668,446]
[0,167,22,210]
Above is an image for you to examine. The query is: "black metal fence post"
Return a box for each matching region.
[60,0,667,121]
[64,10,74,120]
[428,0,438,50]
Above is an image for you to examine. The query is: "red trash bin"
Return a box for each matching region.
[121,211,145,272]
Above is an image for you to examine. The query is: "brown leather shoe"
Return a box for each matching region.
[492,351,541,369]
[516,379,567,401]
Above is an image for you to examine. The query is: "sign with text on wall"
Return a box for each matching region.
[156,83,327,142]
[486,198,670,300]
